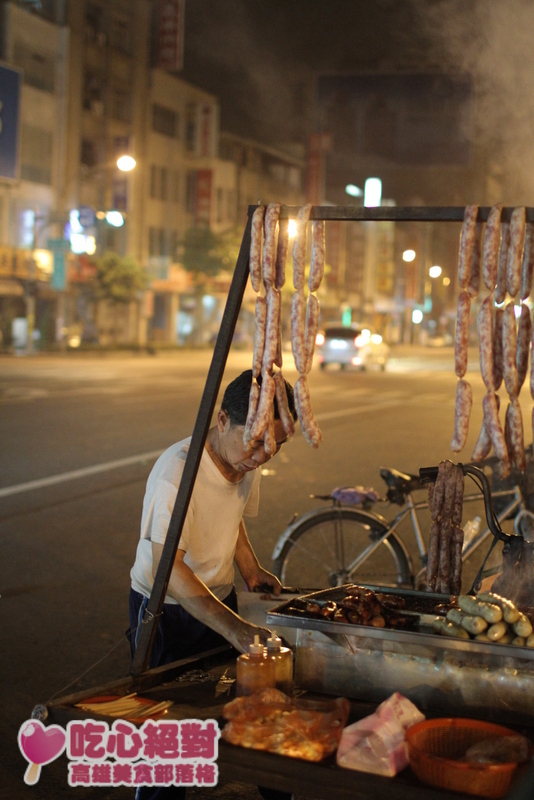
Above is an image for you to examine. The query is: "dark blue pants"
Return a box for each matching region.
[128,589,291,800]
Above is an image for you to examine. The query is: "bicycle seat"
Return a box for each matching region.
[380,467,422,504]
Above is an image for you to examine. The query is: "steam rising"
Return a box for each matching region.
[413,0,534,202]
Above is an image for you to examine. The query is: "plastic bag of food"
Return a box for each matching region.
[222,688,350,762]
[336,692,425,777]
[464,735,530,764]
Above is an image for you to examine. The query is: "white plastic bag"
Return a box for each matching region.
[336,692,425,777]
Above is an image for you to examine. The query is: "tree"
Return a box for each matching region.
[181,226,223,280]
[93,251,147,304]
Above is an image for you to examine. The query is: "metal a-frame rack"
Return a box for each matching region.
[131,203,521,678]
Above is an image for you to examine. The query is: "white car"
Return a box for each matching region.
[316,324,390,371]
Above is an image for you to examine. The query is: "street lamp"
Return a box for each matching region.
[364,177,382,207]
[429,265,442,278]
[117,155,136,172]
[287,219,297,238]
[403,249,416,262]
[345,184,363,198]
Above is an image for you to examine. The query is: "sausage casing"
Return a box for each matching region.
[291,290,307,374]
[304,294,320,375]
[274,288,283,369]
[249,372,275,440]
[309,220,325,292]
[482,203,503,291]
[458,204,479,289]
[451,379,472,453]
[250,206,265,292]
[264,401,276,456]
[252,296,267,378]
[495,222,511,304]
[262,203,281,287]
[243,377,261,449]
[482,391,509,467]
[503,302,519,397]
[516,302,531,393]
[262,286,281,375]
[505,397,526,472]
[493,306,504,391]
[472,394,500,462]
[292,204,312,291]
[520,221,534,300]
[507,207,526,297]
[274,371,295,436]
[455,291,471,378]
[477,294,494,391]
[426,519,440,592]
[294,375,322,448]
[468,222,482,298]
[275,217,289,289]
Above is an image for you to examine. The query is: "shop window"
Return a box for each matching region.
[13,41,55,93]
[85,3,106,46]
[152,105,179,138]
[150,166,170,201]
[83,71,105,115]
[110,88,131,122]
[109,15,131,54]
[216,188,224,224]
[20,125,53,185]
[171,171,180,203]
[81,139,98,168]
[185,104,196,153]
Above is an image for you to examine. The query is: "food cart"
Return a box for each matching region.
[33,205,534,799]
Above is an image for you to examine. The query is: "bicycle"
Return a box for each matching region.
[271,453,534,592]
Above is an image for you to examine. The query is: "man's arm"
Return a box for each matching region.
[151,542,270,653]
[234,519,283,594]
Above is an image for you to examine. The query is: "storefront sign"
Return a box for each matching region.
[48,238,70,291]
[195,170,212,224]
[157,0,185,72]
[0,63,21,181]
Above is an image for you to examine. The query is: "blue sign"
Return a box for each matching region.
[0,63,21,181]
[78,206,96,228]
[48,238,69,291]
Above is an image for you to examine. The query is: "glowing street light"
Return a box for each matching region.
[288,219,297,238]
[429,265,442,278]
[117,155,136,172]
[403,249,416,262]
[106,210,125,227]
[345,184,363,198]
[364,177,382,207]
[412,309,424,324]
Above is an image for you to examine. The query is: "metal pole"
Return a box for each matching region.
[130,214,253,677]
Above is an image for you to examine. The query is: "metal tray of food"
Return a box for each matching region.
[266,584,534,661]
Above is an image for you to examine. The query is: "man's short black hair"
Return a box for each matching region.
[221,369,298,427]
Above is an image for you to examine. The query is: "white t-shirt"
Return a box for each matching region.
[130,437,261,604]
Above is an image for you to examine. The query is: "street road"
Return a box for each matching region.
[0,346,521,799]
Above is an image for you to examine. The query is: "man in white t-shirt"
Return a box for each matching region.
[129,369,298,668]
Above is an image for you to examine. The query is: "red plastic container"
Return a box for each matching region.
[406,718,530,799]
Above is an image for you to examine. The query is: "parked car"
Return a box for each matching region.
[316,324,390,371]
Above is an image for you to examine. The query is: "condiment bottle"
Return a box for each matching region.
[236,635,276,696]
[266,630,293,694]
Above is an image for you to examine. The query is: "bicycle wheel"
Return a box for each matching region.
[272,507,412,590]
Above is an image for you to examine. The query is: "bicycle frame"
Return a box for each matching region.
[343,486,523,580]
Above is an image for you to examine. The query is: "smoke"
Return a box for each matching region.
[412,0,534,202]
[183,0,312,143]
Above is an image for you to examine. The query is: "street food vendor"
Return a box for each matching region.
[129,368,297,667]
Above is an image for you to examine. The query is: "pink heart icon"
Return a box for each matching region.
[18,720,66,785]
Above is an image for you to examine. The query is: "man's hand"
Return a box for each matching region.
[228,619,272,653]
[243,567,283,595]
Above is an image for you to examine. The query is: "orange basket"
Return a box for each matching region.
[406,718,529,799]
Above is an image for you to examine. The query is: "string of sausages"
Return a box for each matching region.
[244,204,325,449]
[426,460,464,595]
[452,204,534,477]
[291,204,324,447]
